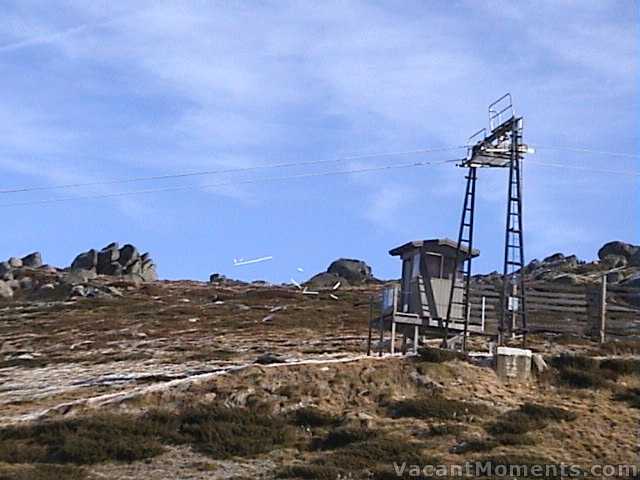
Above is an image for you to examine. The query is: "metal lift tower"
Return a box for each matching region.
[444,94,531,349]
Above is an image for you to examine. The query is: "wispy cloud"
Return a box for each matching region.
[0,1,636,279]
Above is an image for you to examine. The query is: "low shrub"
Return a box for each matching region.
[417,348,467,364]
[428,424,466,437]
[321,437,437,472]
[451,438,497,454]
[318,427,377,450]
[0,404,300,465]
[550,354,598,371]
[290,407,342,428]
[558,367,608,389]
[390,395,492,420]
[613,387,640,409]
[0,413,164,464]
[549,354,620,389]
[277,436,438,479]
[0,464,86,480]
[519,403,577,422]
[487,411,546,436]
[275,465,347,479]
[487,402,576,436]
[600,339,640,355]
[493,433,537,446]
[600,358,640,376]
[175,405,298,459]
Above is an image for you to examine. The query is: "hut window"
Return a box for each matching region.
[425,253,445,279]
[443,257,457,280]
[411,253,421,278]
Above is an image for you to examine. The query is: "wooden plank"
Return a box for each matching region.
[471,289,588,301]
[470,297,588,307]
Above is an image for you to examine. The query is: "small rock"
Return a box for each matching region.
[97,244,120,273]
[0,262,12,280]
[21,252,43,268]
[255,353,286,365]
[542,252,565,263]
[127,259,142,275]
[602,254,627,268]
[104,286,123,297]
[118,244,139,268]
[532,353,548,373]
[8,257,23,268]
[70,285,87,297]
[0,280,14,299]
[551,273,582,285]
[19,277,33,290]
[103,262,124,276]
[71,249,98,271]
[140,261,158,282]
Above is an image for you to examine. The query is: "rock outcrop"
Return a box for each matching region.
[598,241,640,267]
[474,240,640,292]
[306,258,376,289]
[327,258,373,284]
[70,242,157,282]
[0,244,158,302]
[0,251,57,300]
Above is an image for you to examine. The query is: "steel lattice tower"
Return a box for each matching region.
[444,94,530,349]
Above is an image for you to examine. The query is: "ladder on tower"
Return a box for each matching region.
[499,119,528,346]
[443,166,477,351]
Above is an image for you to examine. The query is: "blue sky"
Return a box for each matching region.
[0,1,637,282]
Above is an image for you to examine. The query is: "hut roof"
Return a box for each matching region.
[389,238,480,258]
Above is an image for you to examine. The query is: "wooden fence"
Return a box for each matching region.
[467,281,640,337]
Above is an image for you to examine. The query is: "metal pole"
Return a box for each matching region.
[378,289,386,357]
[367,295,373,356]
[511,283,517,339]
[378,314,384,357]
[390,321,396,355]
[600,275,607,344]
